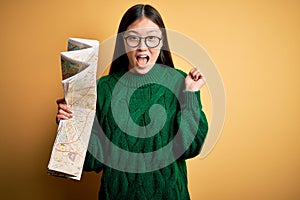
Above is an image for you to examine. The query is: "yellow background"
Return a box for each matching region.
[0,0,299,199]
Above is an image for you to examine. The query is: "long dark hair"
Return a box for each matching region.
[109,4,174,74]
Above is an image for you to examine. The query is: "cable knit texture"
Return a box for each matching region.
[83,64,208,200]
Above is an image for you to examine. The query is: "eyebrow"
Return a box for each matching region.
[126,30,139,35]
[146,30,159,33]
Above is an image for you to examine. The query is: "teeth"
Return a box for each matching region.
[136,55,149,64]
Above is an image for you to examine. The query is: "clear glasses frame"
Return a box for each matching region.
[123,35,162,48]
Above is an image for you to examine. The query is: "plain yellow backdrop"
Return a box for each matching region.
[0,0,299,199]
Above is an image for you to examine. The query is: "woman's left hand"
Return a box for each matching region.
[185,67,206,91]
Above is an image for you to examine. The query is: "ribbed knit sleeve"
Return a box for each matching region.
[83,129,103,173]
[175,90,208,160]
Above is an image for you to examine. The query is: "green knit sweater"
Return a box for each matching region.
[84,64,208,200]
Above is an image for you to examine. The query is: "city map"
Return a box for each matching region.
[48,38,99,180]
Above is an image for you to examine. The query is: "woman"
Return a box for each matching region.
[56,4,208,200]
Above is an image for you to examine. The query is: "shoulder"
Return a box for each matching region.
[159,63,186,76]
[97,74,111,84]
[163,66,187,80]
[174,68,187,77]
[96,74,118,91]
[159,66,188,92]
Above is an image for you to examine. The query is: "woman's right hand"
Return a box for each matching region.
[56,98,72,124]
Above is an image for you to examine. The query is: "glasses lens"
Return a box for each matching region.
[145,36,160,48]
[125,35,161,48]
[125,36,140,47]
[126,36,140,47]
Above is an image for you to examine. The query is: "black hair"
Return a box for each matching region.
[109,4,174,74]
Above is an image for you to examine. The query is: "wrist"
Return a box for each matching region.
[185,86,200,91]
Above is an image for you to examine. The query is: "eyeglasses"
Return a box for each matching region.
[123,35,162,48]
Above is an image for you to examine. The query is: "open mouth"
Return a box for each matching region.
[136,55,150,66]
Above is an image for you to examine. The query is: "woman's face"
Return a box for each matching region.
[123,17,163,74]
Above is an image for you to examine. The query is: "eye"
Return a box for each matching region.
[127,35,139,41]
[147,36,156,41]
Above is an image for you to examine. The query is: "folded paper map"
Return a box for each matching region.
[48,38,99,180]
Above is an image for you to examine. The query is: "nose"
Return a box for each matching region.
[137,38,147,50]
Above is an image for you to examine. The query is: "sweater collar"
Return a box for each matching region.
[112,64,168,88]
